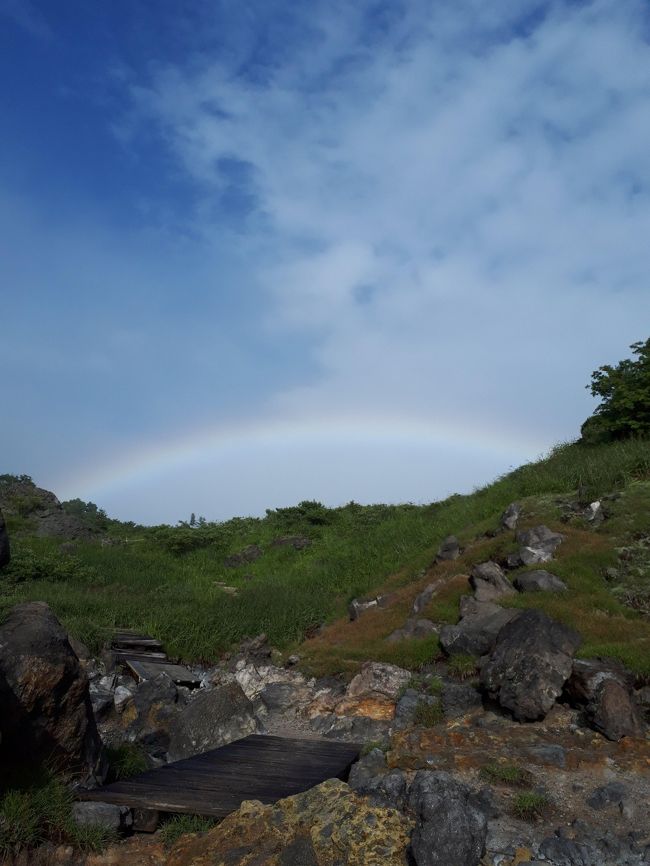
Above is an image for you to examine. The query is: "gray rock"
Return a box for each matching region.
[441,681,483,719]
[514,570,568,593]
[90,687,114,721]
[519,545,554,565]
[347,748,387,789]
[167,682,258,761]
[412,582,441,615]
[587,781,628,810]
[408,770,487,866]
[526,744,566,767]
[566,659,645,741]
[348,594,390,621]
[470,562,516,602]
[358,769,409,811]
[435,535,461,562]
[394,688,421,728]
[386,618,437,642]
[516,525,565,550]
[259,681,311,711]
[224,544,263,568]
[119,672,180,758]
[347,661,410,699]
[440,600,518,658]
[0,601,100,774]
[71,801,132,832]
[480,609,581,721]
[0,508,10,568]
[539,823,648,866]
[500,503,522,531]
[114,685,134,713]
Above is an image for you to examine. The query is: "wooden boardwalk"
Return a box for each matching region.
[107,629,201,688]
[79,735,361,818]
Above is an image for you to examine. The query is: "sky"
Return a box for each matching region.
[1,0,649,525]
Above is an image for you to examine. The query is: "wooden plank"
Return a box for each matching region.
[111,650,169,661]
[125,659,201,686]
[78,735,360,818]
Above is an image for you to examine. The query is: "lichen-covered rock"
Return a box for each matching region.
[0,601,100,774]
[500,502,521,531]
[165,778,413,866]
[513,570,567,593]
[480,609,581,721]
[470,562,516,603]
[347,662,411,700]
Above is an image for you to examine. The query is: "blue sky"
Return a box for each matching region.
[2,0,649,524]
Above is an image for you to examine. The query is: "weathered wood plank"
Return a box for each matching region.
[78,734,360,818]
[125,659,201,686]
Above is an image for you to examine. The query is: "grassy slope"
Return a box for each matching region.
[1,439,649,673]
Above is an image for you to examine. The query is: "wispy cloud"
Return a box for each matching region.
[122,0,650,445]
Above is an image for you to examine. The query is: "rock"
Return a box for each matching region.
[386,618,437,642]
[394,688,422,728]
[587,781,628,810]
[71,801,133,832]
[224,544,263,568]
[0,601,100,774]
[0,507,10,568]
[513,569,568,593]
[354,768,409,811]
[587,500,605,525]
[408,770,488,866]
[118,673,179,758]
[636,685,650,718]
[270,535,312,550]
[516,525,564,564]
[347,662,411,700]
[480,609,581,721]
[165,778,413,866]
[526,743,566,768]
[470,561,516,602]
[441,681,483,718]
[348,747,387,789]
[114,685,135,713]
[435,535,461,562]
[259,680,313,712]
[412,581,442,615]
[68,634,91,660]
[500,502,521,531]
[90,687,114,722]
[167,682,258,761]
[565,659,645,741]
[348,594,390,621]
[440,600,518,657]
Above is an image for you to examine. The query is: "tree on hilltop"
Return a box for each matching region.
[581,338,650,444]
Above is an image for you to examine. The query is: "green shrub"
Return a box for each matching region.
[413,698,443,726]
[105,743,149,780]
[447,654,477,680]
[2,545,97,583]
[159,814,216,847]
[480,763,529,787]
[512,792,551,820]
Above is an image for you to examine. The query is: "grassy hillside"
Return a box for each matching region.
[1,439,649,673]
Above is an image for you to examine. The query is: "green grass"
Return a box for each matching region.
[447,654,478,680]
[413,698,444,726]
[104,743,150,781]
[511,792,551,820]
[1,438,649,664]
[0,773,117,857]
[480,763,530,787]
[159,814,217,847]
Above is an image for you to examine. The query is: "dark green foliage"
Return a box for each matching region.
[104,743,150,781]
[61,498,109,531]
[0,773,117,857]
[0,474,33,488]
[1,544,97,583]
[581,338,650,444]
[413,699,443,726]
[447,654,477,680]
[159,814,217,847]
[480,763,529,787]
[511,791,551,820]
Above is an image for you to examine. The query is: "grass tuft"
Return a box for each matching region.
[159,814,217,847]
[511,792,551,820]
[413,698,444,727]
[480,762,530,787]
[105,743,150,781]
[447,654,478,680]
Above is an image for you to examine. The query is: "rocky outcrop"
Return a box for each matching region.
[167,779,413,866]
[347,662,411,700]
[0,601,100,773]
[508,524,564,567]
[0,507,10,568]
[480,609,581,721]
[469,561,516,603]
[566,659,645,741]
[440,599,518,657]
[408,770,488,866]
[513,569,568,593]
[0,481,98,539]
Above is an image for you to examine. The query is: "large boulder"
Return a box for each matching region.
[0,507,10,568]
[118,672,179,758]
[0,601,100,773]
[480,609,581,721]
[408,770,488,866]
[510,524,564,567]
[565,659,645,741]
[167,681,258,761]
[440,599,518,657]
[469,562,516,603]
[500,502,521,531]
[513,570,567,593]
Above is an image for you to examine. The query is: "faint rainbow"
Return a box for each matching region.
[61,414,547,499]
